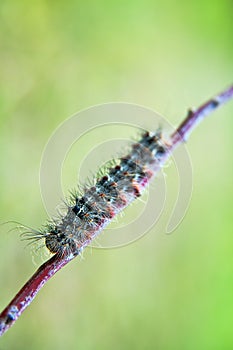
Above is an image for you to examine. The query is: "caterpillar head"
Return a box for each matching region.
[45,227,78,256]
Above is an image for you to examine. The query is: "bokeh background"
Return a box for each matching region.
[0,1,233,349]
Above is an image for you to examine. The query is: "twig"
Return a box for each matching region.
[0,85,232,337]
[170,85,233,148]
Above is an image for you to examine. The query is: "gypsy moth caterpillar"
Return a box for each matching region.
[22,130,168,258]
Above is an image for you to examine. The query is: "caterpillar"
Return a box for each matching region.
[25,130,169,257]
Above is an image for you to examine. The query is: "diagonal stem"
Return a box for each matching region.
[0,84,233,337]
[0,253,75,336]
[170,85,233,148]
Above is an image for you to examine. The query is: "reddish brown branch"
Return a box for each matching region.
[0,85,233,337]
[0,253,75,336]
[170,85,233,148]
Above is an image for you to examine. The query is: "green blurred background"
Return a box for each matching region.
[0,1,233,349]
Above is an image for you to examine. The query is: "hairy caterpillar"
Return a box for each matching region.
[24,130,168,257]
